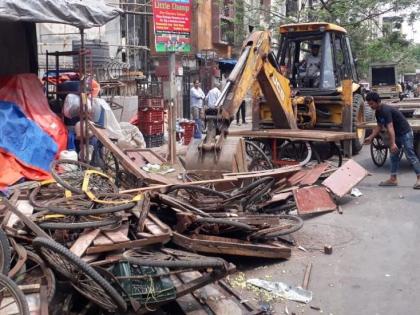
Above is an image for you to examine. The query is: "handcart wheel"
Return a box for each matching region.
[370,136,388,167]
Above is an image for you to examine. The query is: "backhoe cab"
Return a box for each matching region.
[274,22,366,153]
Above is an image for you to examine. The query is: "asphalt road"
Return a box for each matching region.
[238,145,420,315]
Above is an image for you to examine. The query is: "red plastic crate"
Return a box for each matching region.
[180,122,195,132]
[138,108,164,123]
[139,122,164,135]
[184,134,193,145]
[139,98,164,109]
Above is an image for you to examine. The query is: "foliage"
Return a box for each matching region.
[232,0,420,77]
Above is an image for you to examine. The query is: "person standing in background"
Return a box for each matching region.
[236,100,246,125]
[190,79,205,138]
[205,82,222,109]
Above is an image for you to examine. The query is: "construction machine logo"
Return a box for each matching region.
[272,76,285,102]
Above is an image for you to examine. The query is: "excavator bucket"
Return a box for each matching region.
[184,137,248,176]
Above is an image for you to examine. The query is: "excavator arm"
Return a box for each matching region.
[184,31,300,173]
[217,31,297,129]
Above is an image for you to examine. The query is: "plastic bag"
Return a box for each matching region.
[63,93,91,119]
[118,122,146,149]
[92,98,123,140]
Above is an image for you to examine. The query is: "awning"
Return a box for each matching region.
[0,0,122,29]
[218,59,237,72]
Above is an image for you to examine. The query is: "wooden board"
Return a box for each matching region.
[299,163,329,186]
[173,232,291,259]
[171,276,209,315]
[177,272,245,315]
[88,121,174,185]
[322,159,368,197]
[358,119,420,131]
[85,234,170,254]
[93,233,114,246]
[70,229,100,257]
[103,224,129,243]
[124,148,166,166]
[228,129,356,142]
[294,186,337,215]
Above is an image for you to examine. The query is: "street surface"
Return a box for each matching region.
[236,145,420,315]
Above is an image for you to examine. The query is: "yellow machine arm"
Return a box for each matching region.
[184,31,300,173]
[217,31,297,129]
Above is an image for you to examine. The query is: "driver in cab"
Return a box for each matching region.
[300,44,321,87]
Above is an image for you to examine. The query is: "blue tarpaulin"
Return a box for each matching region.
[0,101,58,171]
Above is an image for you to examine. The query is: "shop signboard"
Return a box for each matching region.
[152,0,192,53]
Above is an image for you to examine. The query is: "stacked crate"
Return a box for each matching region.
[180,121,195,145]
[137,80,165,148]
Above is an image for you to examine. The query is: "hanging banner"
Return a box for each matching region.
[152,0,192,53]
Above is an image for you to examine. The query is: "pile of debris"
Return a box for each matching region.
[0,151,367,314]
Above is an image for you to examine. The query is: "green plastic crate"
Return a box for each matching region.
[109,262,176,304]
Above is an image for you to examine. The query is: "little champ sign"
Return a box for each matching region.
[152,0,192,53]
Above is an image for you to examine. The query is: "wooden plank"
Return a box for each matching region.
[223,165,301,180]
[173,232,291,259]
[70,229,100,257]
[322,159,368,197]
[228,129,356,142]
[171,276,209,315]
[120,177,242,194]
[103,224,129,243]
[359,119,420,131]
[178,271,245,315]
[86,234,170,254]
[88,121,173,185]
[302,263,312,290]
[93,233,114,246]
[143,218,166,236]
[138,150,166,164]
[299,163,329,186]
[294,186,336,215]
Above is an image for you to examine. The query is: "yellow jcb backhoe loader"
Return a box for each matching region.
[184,23,365,173]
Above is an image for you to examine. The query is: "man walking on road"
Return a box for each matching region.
[364,92,420,188]
[190,79,205,138]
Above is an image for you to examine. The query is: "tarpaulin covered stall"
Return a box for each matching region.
[0,0,122,188]
[0,0,122,28]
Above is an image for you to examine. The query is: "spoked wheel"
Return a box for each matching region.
[245,140,274,171]
[0,228,11,275]
[248,214,304,240]
[0,273,29,315]
[370,136,388,167]
[33,237,127,312]
[277,140,314,166]
[29,181,65,209]
[46,195,136,215]
[14,250,56,303]
[123,248,226,269]
[51,159,118,195]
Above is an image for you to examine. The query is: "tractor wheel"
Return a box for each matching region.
[364,105,375,137]
[352,94,365,154]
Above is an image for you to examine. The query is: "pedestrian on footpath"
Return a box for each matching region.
[236,101,246,125]
[205,82,221,109]
[190,79,205,138]
[364,92,420,188]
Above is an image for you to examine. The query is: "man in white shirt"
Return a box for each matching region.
[190,79,205,138]
[205,82,221,109]
[301,44,321,87]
